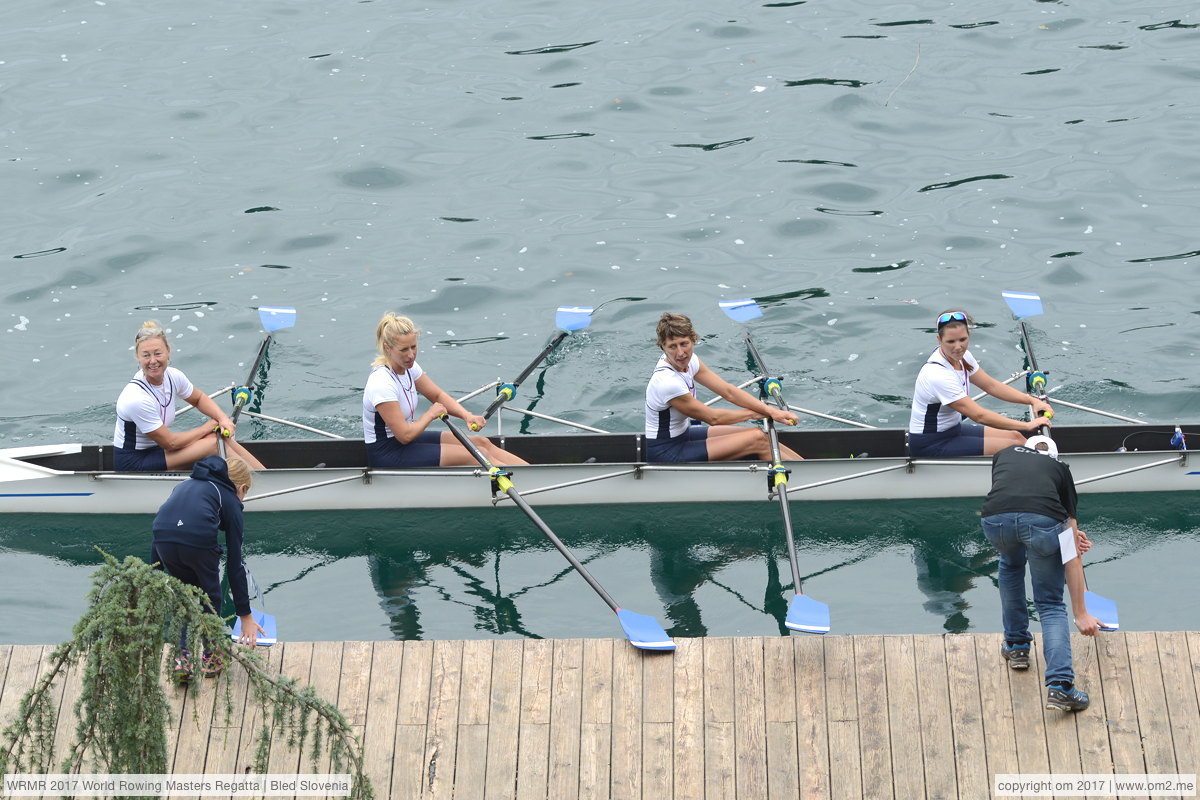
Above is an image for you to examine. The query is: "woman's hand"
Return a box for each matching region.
[768,407,798,426]
[465,414,487,432]
[426,402,448,421]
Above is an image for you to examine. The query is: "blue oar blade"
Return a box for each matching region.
[230,608,278,646]
[258,306,297,332]
[616,608,676,651]
[719,298,763,323]
[1001,291,1043,319]
[555,305,594,332]
[785,594,831,634]
[1084,590,1119,631]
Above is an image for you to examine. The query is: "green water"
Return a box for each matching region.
[2,0,1198,643]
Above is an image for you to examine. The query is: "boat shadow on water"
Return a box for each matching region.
[1,493,1197,642]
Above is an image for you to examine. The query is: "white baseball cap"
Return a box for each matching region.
[1024,435,1059,459]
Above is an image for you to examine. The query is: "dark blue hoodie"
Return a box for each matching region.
[152,455,251,616]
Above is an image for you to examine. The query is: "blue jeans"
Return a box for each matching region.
[981,512,1073,687]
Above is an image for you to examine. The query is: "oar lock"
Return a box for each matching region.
[487,465,514,494]
[768,461,791,491]
[233,386,253,407]
[758,376,784,398]
[1026,371,1048,394]
[495,382,517,402]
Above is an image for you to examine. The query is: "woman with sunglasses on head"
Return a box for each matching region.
[908,310,1052,458]
[114,321,266,472]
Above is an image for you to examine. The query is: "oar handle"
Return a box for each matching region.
[439,415,621,612]
[482,330,569,421]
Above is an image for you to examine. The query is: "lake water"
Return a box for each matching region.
[2,0,1198,644]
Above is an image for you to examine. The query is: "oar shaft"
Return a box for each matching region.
[440,416,620,612]
[1018,321,1050,436]
[231,333,274,425]
[483,330,569,421]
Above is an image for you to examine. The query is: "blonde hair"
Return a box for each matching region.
[225,456,253,490]
[371,312,419,367]
[134,320,169,350]
[656,312,698,348]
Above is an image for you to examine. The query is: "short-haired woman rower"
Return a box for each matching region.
[645,312,802,463]
[363,313,529,468]
[908,309,1051,458]
[114,321,265,472]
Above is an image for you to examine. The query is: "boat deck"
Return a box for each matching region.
[2,632,1197,798]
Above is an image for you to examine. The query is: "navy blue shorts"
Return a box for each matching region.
[367,430,444,468]
[909,422,986,458]
[646,425,710,463]
[114,445,168,472]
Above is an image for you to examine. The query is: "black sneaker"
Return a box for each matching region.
[1001,641,1031,670]
[1046,685,1089,711]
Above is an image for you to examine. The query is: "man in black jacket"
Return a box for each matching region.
[152,454,263,681]
[980,435,1100,712]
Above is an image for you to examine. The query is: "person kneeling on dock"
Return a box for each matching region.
[980,435,1100,712]
[644,312,801,463]
[151,454,263,684]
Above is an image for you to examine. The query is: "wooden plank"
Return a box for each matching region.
[231,641,284,774]
[1040,632,1084,784]
[267,641,315,778]
[852,635,892,800]
[973,632,1019,783]
[945,634,989,800]
[548,639,584,800]
[733,637,768,798]
[50,657,85,772]
[1009,634,1050,774]
[306,640,348,777]
[1096,632,1146,776]
[1069,634,1113,777]
[913,634,956,799]
[172,665,222,799]
[794,635,830,800]
[201,646,255,785]
[484,639,524,800]
[673,637,705,800]
[453,640,494,800]
[516,640,552,800]
[578,639,613,800]
[360,642,403,800]
[1126,631,1177,774]
[704,637,736,800]
[824,635,861,800]
[610,639,643,800]
[0,645,12,699]
[393,640,433,799]
[884,635,925,800]
[763,637,799,800]
[426,639,464,800]
[1161,633,1200,785]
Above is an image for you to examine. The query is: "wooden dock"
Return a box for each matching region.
[2,632,1198,799]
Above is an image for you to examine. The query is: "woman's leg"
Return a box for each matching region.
[983,427,1025,455]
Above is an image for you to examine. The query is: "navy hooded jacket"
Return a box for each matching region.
[152,454,252,616]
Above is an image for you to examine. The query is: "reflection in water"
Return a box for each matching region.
[1,492,1197,644]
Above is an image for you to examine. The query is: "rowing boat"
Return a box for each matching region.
[1,423,1193,515]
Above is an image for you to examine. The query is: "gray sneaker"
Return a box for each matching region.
[1046,685,1089,711]
[1001,642,1031,670]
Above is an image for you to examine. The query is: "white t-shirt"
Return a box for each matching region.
[645,354,699,439]
[113,367,195,449]
[909,347,976,434]
[363,362,424,444]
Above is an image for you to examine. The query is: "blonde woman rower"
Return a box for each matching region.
[114,321,265,472]
[363,313,529,468]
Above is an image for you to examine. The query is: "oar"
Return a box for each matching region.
[231,306,297,426]
[720,299,831,634]
[1002,290,1118,631]
[480,305,594,423]
[440,415,675,651]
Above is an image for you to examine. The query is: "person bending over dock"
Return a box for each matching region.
[644,312,801,463]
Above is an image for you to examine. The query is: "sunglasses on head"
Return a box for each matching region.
[936,311,967,328]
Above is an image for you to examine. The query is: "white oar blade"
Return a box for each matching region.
[259,305,297,332]
[719,298,763,323]
[1084,590,1119,631]
[1001,291,1043,319]
[555,305,594,332]
[616,608,676,651]
[785,594,831,634]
